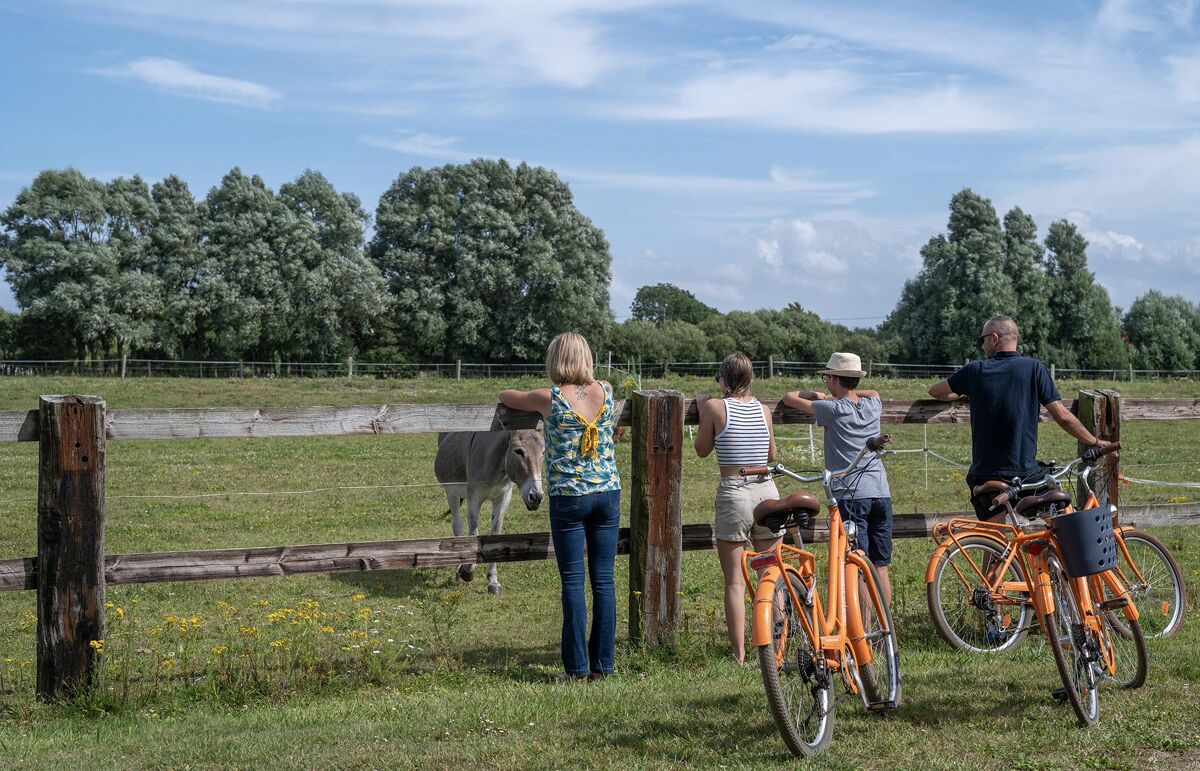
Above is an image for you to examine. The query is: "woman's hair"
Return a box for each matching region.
[718,352,754,397]
[545,332,595,385]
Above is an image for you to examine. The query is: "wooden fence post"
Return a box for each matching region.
[628,389,683,648]
[37,395,106,701]
[1076,389,1121,508]
[767,355,774,378]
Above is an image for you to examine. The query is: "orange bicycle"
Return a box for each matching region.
[738,435,901,757]
[925,444,1148,726]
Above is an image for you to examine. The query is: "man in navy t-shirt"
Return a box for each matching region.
[928,315,1109,522]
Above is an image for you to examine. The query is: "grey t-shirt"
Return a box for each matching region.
[812,395,890,499]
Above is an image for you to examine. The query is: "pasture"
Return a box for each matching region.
[0,374,1198,769]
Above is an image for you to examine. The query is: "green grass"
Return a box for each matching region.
[0,375,1197,769]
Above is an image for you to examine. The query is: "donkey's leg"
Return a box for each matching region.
[446,487,473,583]
[458,491,483,583]
[486,485,514,596]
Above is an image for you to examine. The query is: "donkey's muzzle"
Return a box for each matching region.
[524,490,544,510]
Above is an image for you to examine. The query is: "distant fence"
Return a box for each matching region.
[1,390,1198,700]
[3,357,1199,381]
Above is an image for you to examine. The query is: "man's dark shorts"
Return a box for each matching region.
[838,497,893,566]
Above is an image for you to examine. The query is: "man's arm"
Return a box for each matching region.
[1045,400,1107,447]
[927,379,961,401]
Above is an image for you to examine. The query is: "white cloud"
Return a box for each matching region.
[563,164,872,202]
[765,34,839,52]
[89,57,281,107]
[359,131,470,159]
[71,0,669,90]
[754,219,849,273]
[609,68,1024,133]
[1167,54,1200,103]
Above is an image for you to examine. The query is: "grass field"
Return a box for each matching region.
[0,375,1197,769]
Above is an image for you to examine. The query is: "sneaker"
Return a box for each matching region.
[985,618,1008,646]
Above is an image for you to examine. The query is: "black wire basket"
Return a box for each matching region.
[1049,507,1118,578]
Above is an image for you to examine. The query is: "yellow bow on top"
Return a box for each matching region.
[574,404,607,461]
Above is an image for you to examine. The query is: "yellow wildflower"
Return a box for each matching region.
[89,639,105,654]
[239,625,259,637]
[210,645,228,656]
[352,594,366,602]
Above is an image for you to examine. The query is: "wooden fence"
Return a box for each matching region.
[1,390,1198,700]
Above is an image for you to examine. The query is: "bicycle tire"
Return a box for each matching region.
[1044,558,1100,727]
[852,560,902,711]
[1109,530,1186,639]
[1096,607,1148,690]
[926,535,1033,654]
[757,569,834,757]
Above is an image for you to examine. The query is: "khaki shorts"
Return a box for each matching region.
[714,476,784,544]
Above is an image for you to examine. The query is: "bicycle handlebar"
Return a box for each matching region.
[988,441,1121,510]
[739,434,891,483]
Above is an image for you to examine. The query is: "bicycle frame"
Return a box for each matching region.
[741,461,886,688]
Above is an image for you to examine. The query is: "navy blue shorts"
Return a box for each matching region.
[838,497,893,566]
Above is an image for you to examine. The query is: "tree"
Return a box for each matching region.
[0,168,115,360]
[885,189,1017,363]
[199,168,317,359]
[105,175,163,359]
[278,170,387,359]
[147,175,207,357]
[1001,207,1052,360]
[1043,220,1128,369]
[630,283,717,326]
[1123,291,1200,370]
[369,159,612,361]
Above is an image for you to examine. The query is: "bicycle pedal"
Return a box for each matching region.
[1050,687,1068,703]
[1097,597,1129,611]
[867,700,898,713]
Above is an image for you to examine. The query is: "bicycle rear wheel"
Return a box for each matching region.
[852,561,901,711]
[757,569,834,757]
[926,535,1032,653]
[1110,530,1186,639]
[1045,558,1100,727]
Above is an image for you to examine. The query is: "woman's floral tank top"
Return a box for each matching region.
[544,382,621,497]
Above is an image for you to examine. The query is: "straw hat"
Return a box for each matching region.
[817,352,867,378]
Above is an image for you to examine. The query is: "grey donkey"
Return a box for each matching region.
[434,430,545,595]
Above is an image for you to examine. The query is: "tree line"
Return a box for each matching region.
[2,164,1197,370]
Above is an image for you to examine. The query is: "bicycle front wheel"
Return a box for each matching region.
[757,569,834,758]
[1112,530,1186,639]
[1045,558,1100,727]
[927,535,1032,653]
[852,561,901,711]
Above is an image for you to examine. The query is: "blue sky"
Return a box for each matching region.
[3,0,1200,326]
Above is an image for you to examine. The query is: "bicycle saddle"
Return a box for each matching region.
[754,492,821,530]
[1013,489,1071,516]
[971,480,1009,497]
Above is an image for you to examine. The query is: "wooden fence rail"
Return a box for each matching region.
[1,398,1197,443]
[2,390,1196,700]
[2,503,1197,593]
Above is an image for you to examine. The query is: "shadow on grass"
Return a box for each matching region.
[330,567,458,599]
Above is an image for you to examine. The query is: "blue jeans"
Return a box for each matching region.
[549,489,621,677]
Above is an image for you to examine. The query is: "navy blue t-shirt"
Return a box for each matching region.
[946,351,1062,480]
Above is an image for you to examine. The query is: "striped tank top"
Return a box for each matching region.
[714,398,771,466]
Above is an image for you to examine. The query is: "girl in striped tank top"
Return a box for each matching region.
[694,352,783,664]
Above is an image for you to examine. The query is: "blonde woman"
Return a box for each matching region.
[694,352,783,664]
[500,332,621,681]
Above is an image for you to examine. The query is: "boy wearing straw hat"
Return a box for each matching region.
[783,352,893,604]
